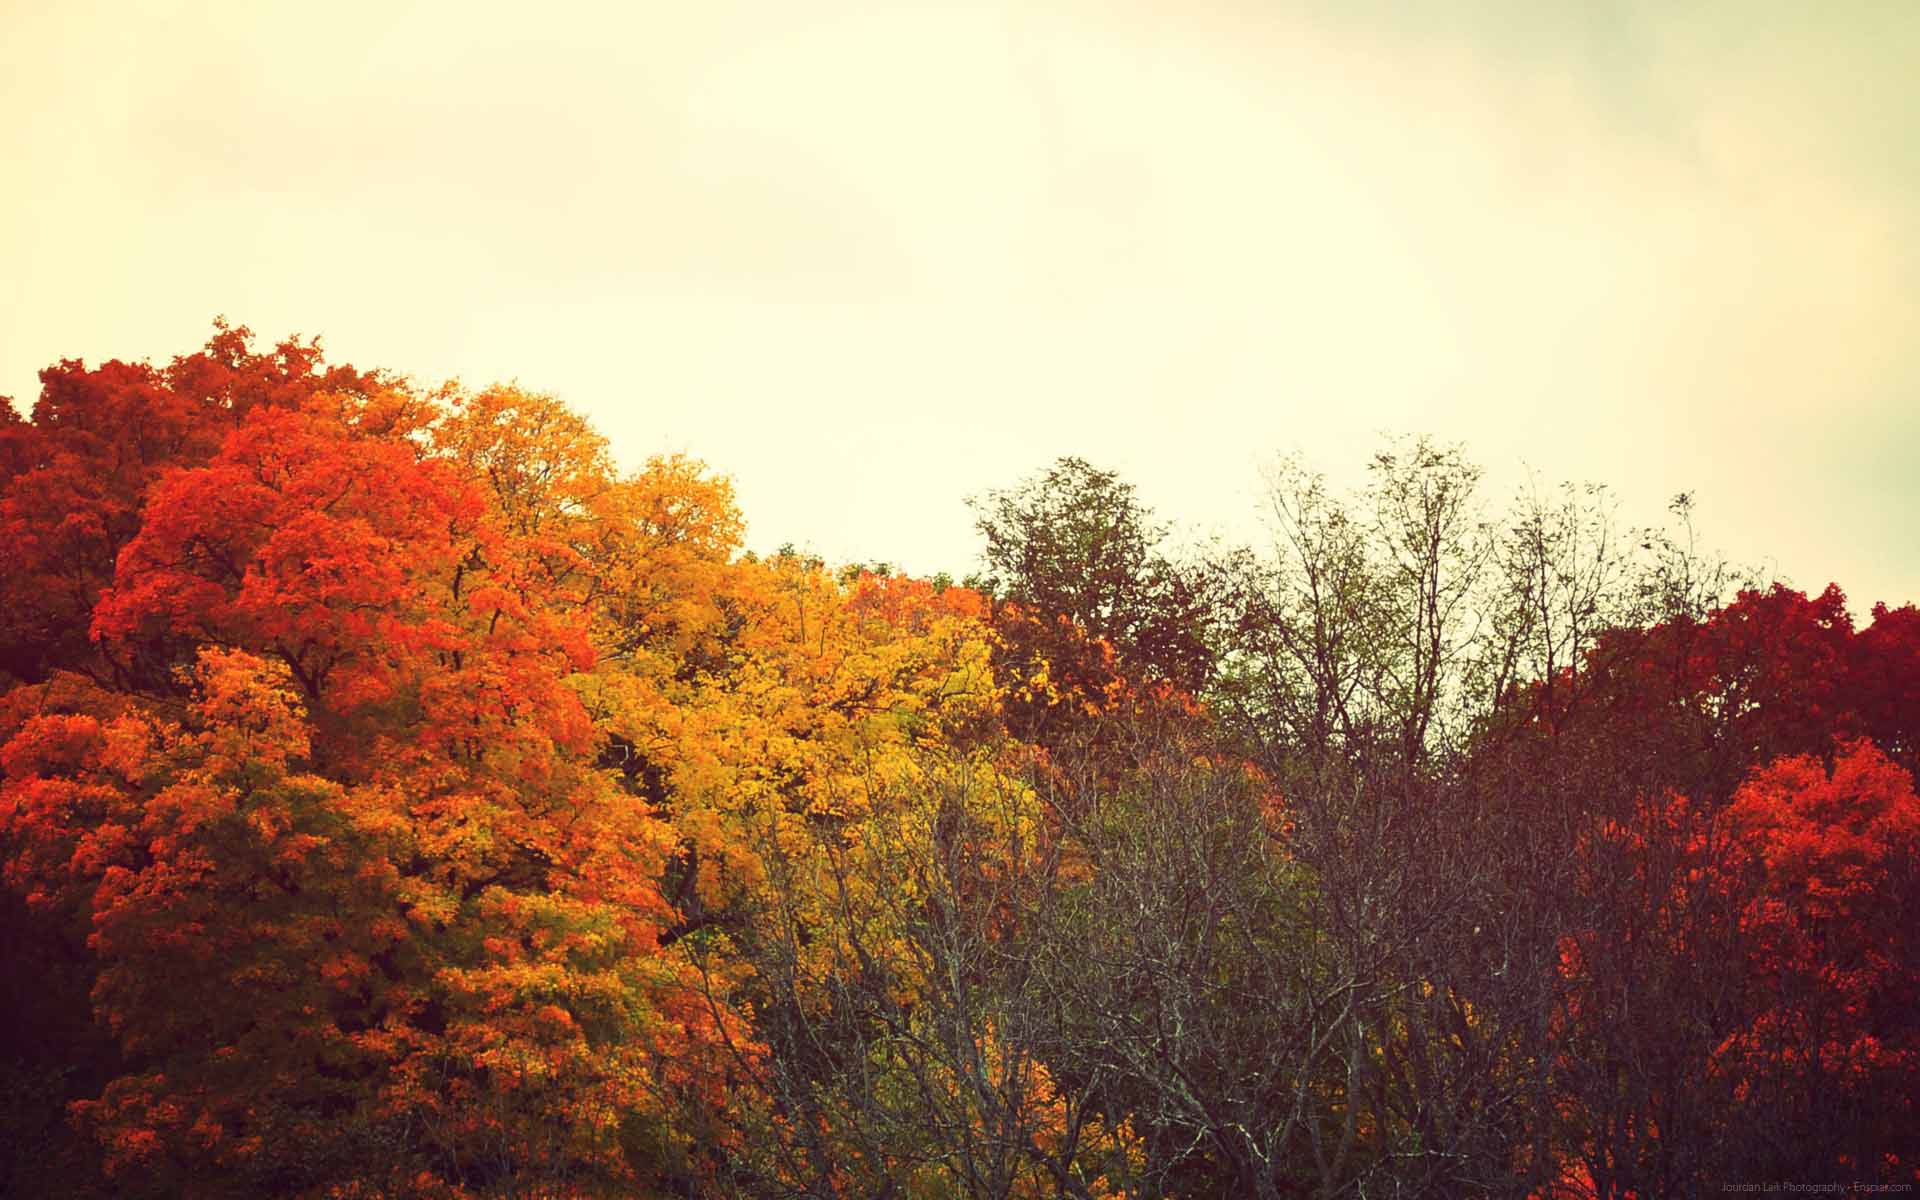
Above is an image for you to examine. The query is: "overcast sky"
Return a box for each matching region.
[4,1,1916,610]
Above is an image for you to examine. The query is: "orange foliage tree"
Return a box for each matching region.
[2,336,755,1196]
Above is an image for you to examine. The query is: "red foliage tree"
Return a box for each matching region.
[1714,741,1920,1180]
[0,324,377,688]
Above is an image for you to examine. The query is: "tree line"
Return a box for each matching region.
[2,326,1915,1197]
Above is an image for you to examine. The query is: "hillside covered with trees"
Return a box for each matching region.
[3,327,1916,1198]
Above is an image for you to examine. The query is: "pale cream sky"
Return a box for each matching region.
[4,1,1917,610]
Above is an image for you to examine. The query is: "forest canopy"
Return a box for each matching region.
[2,327,1915,1199]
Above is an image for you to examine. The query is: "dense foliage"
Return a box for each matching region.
[2,328,1915,1197]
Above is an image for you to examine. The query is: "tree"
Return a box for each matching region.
[969,458,1229,748]
[1715,741,1920,1183]
[1217,437,1495,776]
[4,340,757,1196]
[0,324,378,688]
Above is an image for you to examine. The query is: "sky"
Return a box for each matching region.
[4,0,1917,610]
